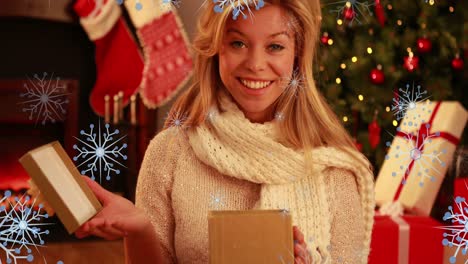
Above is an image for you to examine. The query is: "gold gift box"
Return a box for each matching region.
[375,101,468,216]
[208,209,294,264]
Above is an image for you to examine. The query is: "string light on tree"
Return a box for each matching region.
[403,49,419,72]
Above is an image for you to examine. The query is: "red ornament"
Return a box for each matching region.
[321,32,330,45]
[452,55,464,70]
[369,65,385,85]
[354,139,363,152]
[375,0,386,27]
[417,37,432,53]
[404,55,419,72]
[368,113,381,149]
[343,7,355,20]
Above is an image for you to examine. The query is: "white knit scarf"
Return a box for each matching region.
[187,91,375,263]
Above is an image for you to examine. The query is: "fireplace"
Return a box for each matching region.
[0,76,79,196]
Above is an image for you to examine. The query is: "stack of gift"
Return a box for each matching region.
[453,147,468,200]
[370,101,468,264]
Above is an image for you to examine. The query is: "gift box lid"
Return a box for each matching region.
[208,209,294,264]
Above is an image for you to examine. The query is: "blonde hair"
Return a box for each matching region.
[166,0,371,170]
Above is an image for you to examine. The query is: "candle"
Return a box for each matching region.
[130,94,137,125]
[113,94,119,124]
[104,95,110,124]
[118,91,124,121]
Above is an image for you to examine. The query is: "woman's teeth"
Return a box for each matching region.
[240,78,272,89]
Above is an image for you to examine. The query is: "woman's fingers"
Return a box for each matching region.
[293,226,312,264]
[293,226,305,243]
[81,176,112,205]
[88,219,127,239]
[294,242,307,258]
[294,244,312,264]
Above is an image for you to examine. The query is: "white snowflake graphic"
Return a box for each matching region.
[213,0,265,20]
[0,191,53,264]
[116,0,142,10]
[162,0,181,8]
[385,123,446,187]
[392,83,431,122]
[439,194,468,264]
[19,72,69,126]
[325,0,374,25]
[73,123,127,183]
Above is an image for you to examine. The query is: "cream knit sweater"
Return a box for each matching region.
[135,94,375,264]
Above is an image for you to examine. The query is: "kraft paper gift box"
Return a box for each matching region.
[19,141,102,234]
[369,215,444,264]
[208,210,294,264]
[375,101,468,216]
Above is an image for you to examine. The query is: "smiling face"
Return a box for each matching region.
[218,5,296,123]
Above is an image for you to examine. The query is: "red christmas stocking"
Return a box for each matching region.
[74,0,144,117]
[125,0,193,108]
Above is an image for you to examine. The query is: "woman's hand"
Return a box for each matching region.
[75,176,152,240]
[293,226,313,264]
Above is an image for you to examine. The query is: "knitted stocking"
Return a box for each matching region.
[125,0,193,108]
[74,0,144,117]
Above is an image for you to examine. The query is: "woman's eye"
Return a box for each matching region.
[269,44,285,51]
[230,41,246,49]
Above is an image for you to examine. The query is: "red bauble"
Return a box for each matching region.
[355,141,363,152]
[370,67,385,85]
[452,56,464,70]
[404,55,419,72]
[343,7,355,20]
[417,37,432,53]
[368,120,381,149]
[321,33,330,45]
[375,0,386,27]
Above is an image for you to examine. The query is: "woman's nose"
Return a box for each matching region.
[245,47,267,72]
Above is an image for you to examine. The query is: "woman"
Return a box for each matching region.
[75,0,375,263]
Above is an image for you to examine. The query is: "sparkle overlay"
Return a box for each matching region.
[0,191,53,264]
[73,123,127,183]
[326,0,374,25]
[439,193,468,264]
[206,108,218,123]
[275,112,285,122]
[209,193,225,210]
[19,72,69,126]
[282,69,307,96]
[385,123,446,187]
[166,111,190,131]
[213,0,265,20]
[392,83,430,122]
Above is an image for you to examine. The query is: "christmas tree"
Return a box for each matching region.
[317,0,466,170]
